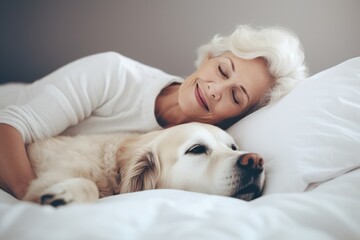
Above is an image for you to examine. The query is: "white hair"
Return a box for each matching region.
[195,25,308,108]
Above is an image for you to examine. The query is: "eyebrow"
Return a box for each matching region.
[241,85,250,102]
[226,57,235,72]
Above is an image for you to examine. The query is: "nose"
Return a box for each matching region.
[207,82,223,101]
[236,153,264,174]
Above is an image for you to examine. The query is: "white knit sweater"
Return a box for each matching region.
[0,52,183,143]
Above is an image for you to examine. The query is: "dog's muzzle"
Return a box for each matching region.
[232,153,265,201]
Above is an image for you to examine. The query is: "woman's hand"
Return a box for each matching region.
[0,124,35,199]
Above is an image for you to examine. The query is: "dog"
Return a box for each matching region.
[23,122,265,206]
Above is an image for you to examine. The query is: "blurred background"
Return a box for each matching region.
[1,0,359,84]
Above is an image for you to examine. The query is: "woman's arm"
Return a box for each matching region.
[0,52,132,197]
[0,52,125,143]
[0,123,35,199]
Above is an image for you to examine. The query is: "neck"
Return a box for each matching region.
[155,83,188,128]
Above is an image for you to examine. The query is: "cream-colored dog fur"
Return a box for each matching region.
[23,123,265,206]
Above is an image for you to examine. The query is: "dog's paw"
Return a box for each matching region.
[40,189,74,207]
[36,178,99,207]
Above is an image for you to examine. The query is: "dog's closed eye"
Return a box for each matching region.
[185,144,208,155]
[231,144,237,151]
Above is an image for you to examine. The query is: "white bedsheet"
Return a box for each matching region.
[0,169,359,240]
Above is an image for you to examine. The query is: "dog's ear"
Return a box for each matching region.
[120,150,160,193]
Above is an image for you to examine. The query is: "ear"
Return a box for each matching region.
[120,150,160,193]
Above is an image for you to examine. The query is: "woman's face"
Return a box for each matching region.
[178,52,272,125]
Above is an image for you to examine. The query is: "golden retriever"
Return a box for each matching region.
[23,123,265,206]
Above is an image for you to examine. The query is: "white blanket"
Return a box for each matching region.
[0,168,359,240]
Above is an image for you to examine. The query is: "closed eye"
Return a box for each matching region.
[185,144,208,155]
[218,65,228,79]
[231,144,237,151]
[232,89,239,104]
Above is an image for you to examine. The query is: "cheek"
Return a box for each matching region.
[178,80,194,107]
[213,102,240,120]
[169,157,209,187]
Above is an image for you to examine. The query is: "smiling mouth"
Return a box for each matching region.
[195,84,209,111]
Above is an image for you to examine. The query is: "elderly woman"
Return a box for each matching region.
[0,25,307,199]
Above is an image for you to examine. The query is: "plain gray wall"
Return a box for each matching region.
[1,0,359,84]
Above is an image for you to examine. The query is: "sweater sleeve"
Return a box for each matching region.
[0,52,125,143]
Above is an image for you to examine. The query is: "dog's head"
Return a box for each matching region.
[118,122,265,201]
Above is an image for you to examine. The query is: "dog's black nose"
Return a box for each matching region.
[237,153,264,174]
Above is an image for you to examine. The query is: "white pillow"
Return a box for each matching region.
[227,57,360,194]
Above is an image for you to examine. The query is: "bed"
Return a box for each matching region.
[0,57,359,240]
